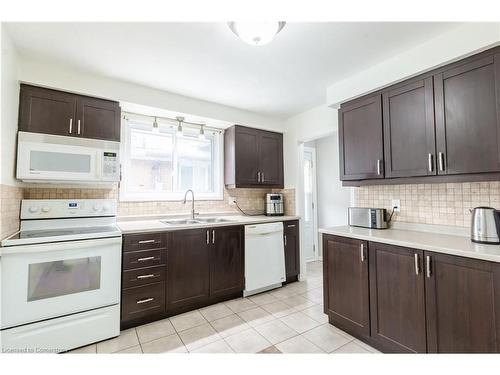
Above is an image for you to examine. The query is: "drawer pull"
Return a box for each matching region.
[136,297,154,304]
[287,224,296,228]
[138,239,156,244]
[136,274,156,279]
[137,256,156,262]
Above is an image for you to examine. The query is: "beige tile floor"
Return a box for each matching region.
[70,261,380,354]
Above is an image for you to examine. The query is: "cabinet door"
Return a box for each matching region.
[339,95,384,180]
[434,53,500,175]
[167,229,210,310]
[77,96,121,141]
[425,251,500,353]
[383,78,436,178]
[18,85,77,137]
[323,235,370,336]
[369,243,426,353]
[209,226,244,298]
[284,221,300,281]
[259,131,284,187]
[234,126,260,186]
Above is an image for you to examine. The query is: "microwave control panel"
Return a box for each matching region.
[102,151,119,180]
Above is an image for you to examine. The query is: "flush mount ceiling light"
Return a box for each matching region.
[228,22,286,46]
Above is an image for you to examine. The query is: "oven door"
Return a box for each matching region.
[0,237,121,329]
[17,139,99,182]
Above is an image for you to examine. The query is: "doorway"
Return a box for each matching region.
[303,146,319,262]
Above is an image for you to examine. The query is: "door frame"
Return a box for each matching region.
[303,146,320,262]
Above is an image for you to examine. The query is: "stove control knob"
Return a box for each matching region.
[41,206,51,213]
[29,206,39,213]
[93,204,101,212]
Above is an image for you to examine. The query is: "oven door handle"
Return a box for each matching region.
[0,236,122,256]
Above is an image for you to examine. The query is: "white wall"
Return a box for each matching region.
[316,133,351,228]
[0,26,20,186]
[327,22,500,107]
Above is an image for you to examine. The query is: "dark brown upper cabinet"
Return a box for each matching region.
[339,94,384,181]
[284,220,300,282]
[19,84,121,142]
[369,242,427,353]
[323,235,370,337]
[425,251,500,353]
[434,53,500,175]
[383,77,437,178]
[225,125,284,188]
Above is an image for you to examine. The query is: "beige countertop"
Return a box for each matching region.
[117,214,301,234]
[319,225,500,263]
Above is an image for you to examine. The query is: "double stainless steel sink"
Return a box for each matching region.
[161,217,236,226]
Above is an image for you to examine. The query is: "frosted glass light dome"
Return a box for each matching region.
[228,22,286,46]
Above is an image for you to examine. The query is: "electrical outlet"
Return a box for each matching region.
[391,199,401,212]
[228,196,236,206]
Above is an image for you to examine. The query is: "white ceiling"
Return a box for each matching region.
[6,22,462,118]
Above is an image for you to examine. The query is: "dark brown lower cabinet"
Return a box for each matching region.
[323,235,370,337]
[284,220,300,282]
[209,226,244,298]
[323,234,500,353]
[425,251,500,353]
[167,228,211,311]
[369,243,426,353]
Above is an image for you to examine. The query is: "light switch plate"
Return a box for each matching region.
[391,199,401,212]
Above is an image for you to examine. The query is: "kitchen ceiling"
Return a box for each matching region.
[5,22,463,118]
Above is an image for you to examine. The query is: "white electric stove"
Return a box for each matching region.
[0,199,122,353]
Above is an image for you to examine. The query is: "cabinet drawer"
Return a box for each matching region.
[123,249,166,270]
[284,221,298,234]
[123,233,166,253]
[122,266,166,289]
[121,283,165,323]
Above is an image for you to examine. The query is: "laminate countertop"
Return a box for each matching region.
[319,225,500,263]
[118,214,300,234]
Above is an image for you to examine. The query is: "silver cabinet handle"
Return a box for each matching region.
[137,256,155,262]
[261,172,265,182]
[77,119,81,135]
[360,243,365,262]
[426,255,432,278]
[428,153,434,172]
[257,172,261,183]
[414,253,420,275]
[137,274,156,279]
[69,118,73,134]
[136,297,154,304]
[284,234,287,246]
[438,152,445,172]
[376,160,382,175]
[287,224,296,228]
[206,230,209,244]
[212,229,215,244]
[138,239,155,244]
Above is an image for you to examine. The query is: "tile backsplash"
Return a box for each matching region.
[0,185,295,239]
[354,181,500,228]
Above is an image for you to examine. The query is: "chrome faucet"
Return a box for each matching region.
[183,189,197,220]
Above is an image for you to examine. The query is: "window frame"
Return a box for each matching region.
[119,117,224,202]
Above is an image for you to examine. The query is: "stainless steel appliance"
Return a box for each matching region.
[265,193,284,216]
[348,207,388,229]
[17,131,120,184]
[0,199,122,353]
[470,207,500,244]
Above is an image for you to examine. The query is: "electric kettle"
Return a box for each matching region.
[470,207,500,244]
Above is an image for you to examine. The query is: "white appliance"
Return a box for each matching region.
[0,199,122,353]
[244,222,286,296]
[16,131,120,184]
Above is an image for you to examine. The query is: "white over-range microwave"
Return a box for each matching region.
[17,131,120,184]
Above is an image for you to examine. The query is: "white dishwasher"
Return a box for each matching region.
[244,222,286,296]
